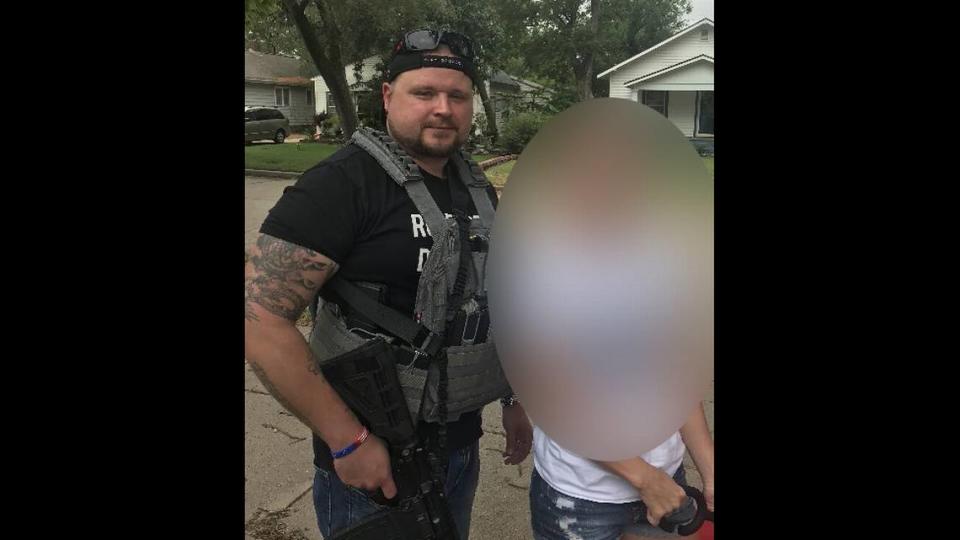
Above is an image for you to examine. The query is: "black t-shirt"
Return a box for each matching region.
[260,143,496,469]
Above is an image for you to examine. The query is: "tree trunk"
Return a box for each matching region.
[574,62,592,101]
[574,0,600,102]
[325,67,357,139]
[281,0,359,138]
[476,77,500,144]
[312,0,358,138]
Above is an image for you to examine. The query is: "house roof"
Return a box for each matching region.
[623,54,713,86]
[515,77,556,95]
[596,18,714,79]
[245,50,316,87]
[489,69,521,90]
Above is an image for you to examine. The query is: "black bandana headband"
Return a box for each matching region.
[387,53,478,86]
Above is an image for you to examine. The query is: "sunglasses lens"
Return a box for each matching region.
[406,29,440,51]
[398,29,475,61]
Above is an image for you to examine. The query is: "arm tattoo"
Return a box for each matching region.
[247,360,320,434]
[245,301,260,322]
[245,235,338,321]
[248,357,354,438]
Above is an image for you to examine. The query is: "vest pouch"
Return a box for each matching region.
[310,300,430,421]
[309,300,373,362]
[420,340,511,424]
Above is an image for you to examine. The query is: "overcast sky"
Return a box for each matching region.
[686,0,714,23]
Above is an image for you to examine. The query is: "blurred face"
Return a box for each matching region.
[383,46,474,159]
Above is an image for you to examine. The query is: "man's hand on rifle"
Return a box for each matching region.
[333,432,398,499]
[245,235,402,500]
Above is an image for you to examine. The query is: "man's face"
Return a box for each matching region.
[383,47,474,159]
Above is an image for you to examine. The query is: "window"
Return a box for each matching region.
[307,90,313,105]
[326,92,337,115]
[700,29,709,40]
[642,91,668,117]
[275,87,290,107]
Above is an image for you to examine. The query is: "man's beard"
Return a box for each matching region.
[387,117,463,158]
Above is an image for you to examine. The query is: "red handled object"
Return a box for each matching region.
[653,485,714,536]
[694,518,714,539]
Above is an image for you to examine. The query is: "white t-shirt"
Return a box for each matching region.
[533,426,686,504]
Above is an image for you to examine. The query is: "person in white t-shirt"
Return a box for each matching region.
[529,403,714,539]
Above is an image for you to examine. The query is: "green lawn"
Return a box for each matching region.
[484,160,515,188]
[245,143,712,182]
[483,157,713,189]
[245,142,342,172]
[245,142,498,173]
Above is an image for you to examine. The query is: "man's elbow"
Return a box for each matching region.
[245,307,296,350]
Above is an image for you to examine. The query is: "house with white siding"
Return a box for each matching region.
[312,57,381,119]
[244,50,317,129]
[597,18,714,142]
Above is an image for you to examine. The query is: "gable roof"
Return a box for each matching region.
[488,69,521,90]
[515,77,556,95]
[597,18,714,79]
[310,55,382,83]
[245,50,316,86]
[623,54,713,86]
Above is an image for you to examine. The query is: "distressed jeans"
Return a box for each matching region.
[530,465,688,540]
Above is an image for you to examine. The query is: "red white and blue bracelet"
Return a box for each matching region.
[331,426,370,460]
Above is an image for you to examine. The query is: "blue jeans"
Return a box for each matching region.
[530,465,688,540]
[313,440,480,539]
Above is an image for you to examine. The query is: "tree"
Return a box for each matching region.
[622,0,695,56]
[245,0,302,55]
[522,0,692,102]
[431,0,537,144]
[279,0,359,138]
[246,0,456,139]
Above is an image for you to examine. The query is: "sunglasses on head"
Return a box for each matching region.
[392,29,475,61]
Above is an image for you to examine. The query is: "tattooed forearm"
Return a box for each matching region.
[247,360,321,434]
[245,235,339,321]
[245,301,260,322]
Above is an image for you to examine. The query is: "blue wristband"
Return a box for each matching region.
[331,427,369,459]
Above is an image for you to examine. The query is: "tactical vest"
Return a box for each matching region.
[308,127,511,424]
